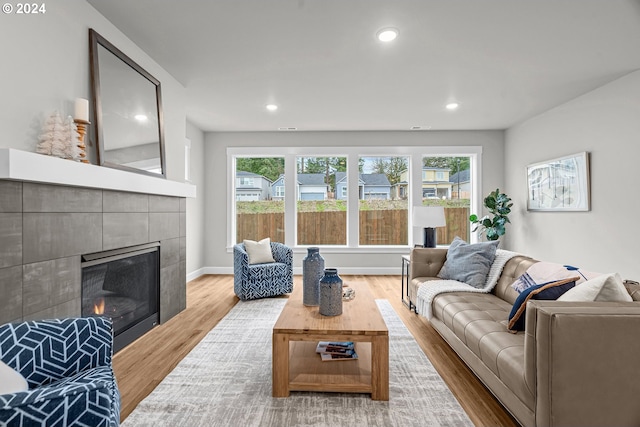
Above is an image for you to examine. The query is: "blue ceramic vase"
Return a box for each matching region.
[303,247,324,306]
[319,268,343,316]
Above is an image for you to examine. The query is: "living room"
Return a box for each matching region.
[1,1,640,426]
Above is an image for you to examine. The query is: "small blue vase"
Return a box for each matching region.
[303,247,324,306]
[319,268,343,316]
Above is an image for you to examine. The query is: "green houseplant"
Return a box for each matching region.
[469,189,512,241]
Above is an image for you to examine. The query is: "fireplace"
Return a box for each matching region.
[81,243,160,352]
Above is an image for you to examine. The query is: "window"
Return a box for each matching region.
[228,147,481,249]
[296,156,347,245]
[359,156,409,246]
[234,157,284,243]
[422,156,472,244]
[239,177,254,186]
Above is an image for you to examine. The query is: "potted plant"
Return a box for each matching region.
[469,189,512,241]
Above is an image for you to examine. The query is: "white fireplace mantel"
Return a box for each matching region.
[0,148,196,198]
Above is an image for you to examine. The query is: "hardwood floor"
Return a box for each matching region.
[113,275,518,426]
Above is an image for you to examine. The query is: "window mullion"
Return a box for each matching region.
[347,153,360,247]
[284,153,297,247]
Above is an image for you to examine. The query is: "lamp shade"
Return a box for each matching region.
[412,206,446,228]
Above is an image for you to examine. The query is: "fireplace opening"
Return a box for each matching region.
[81,243,160,353]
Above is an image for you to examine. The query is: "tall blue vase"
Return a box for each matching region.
[319,268,343,316]
[303,247,324,306]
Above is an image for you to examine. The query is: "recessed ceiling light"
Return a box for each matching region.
[445,102,460,111]
[376,28,398,42]
[134,114,148,122]
[265,104,278,111]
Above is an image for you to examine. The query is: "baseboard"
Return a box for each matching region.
[187,266,401,281]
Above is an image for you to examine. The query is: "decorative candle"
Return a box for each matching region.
[74,98,89,122]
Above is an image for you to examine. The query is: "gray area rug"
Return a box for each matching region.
[122,298,472,427]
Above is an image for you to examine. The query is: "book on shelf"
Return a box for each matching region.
[320,351,358,362]
[316,341,358,361]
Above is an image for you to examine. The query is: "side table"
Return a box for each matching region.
[401,255,414,311]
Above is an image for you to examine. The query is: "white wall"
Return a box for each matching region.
[0,0,186,181]
[505,70,640,280]
[204,130,505,273]
[0,0,206,277]
[186,121,206,279]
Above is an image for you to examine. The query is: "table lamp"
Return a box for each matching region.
[412,206,446,248]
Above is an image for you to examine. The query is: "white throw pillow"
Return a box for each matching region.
[0,360,28,395]
[557,273,632,302]
[243,238,275,265]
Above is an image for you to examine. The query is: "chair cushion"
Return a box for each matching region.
[243,238,275,264]
[0,361,28,395]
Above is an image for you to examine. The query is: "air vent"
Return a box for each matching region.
[278,127,298,131]
[410,126,432,130]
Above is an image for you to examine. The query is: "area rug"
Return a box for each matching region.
[121,298,473,427]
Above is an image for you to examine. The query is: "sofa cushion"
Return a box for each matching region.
[558,273,632,302]
[437,237,499,289]
[507,278,578,332]
[431,292,534,408]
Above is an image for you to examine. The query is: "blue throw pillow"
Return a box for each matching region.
[437,237,499,289]
[507,277,578,332]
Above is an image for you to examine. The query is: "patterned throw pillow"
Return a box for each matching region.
[437,237,499,289]
[243,238,275,265]
[507,277,579,332]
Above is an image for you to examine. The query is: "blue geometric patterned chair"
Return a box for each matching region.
[0,317,120,427]
[233,241,293,301]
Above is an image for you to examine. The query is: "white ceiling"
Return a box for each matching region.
[87,0,640,132]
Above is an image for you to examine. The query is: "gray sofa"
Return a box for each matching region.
[409,247,640,427]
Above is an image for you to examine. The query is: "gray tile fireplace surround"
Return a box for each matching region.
[0,180,186,326]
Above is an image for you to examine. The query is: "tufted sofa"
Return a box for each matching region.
[0,317,120,427]
[409,248,640,427]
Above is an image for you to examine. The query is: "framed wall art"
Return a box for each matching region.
[527,152,590,211]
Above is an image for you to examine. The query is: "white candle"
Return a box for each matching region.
[74,98,89,122]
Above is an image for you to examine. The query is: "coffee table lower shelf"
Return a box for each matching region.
[288,341,372,394]
[273,333,389,400]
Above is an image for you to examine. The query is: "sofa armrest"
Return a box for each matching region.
[525,301,640,427]
[409,248,447,281]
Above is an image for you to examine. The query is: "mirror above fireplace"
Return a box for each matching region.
[89,28,166,178]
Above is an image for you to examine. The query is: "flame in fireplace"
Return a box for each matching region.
[94,298,105,315]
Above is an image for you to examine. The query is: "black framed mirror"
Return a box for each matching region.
[89,28,166,178]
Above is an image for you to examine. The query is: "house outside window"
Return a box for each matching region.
[296,156,346,245]
[234,157,284,243]
[359,156,408,246]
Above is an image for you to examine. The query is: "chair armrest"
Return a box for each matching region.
[0,317,113,388]
[525,300,640,426]
[271,242,292,266]
[0,366,120,427]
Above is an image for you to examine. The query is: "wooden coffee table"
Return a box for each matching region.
[272,281,389,400]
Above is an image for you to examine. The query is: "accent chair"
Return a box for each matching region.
[233,241,293,300]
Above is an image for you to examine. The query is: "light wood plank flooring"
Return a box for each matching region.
[113,275,518,426]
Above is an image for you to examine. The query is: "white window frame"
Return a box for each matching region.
[227,146,482,252]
